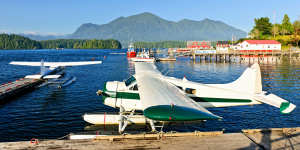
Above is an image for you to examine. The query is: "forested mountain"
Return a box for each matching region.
[71,12,246,45]
[0,34,121,49]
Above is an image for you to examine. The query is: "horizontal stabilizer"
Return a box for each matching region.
[24,75,42,79]
[254,94,296,114]
[43,75,61,79]
[10,61,102,67]
[24,74,61,79]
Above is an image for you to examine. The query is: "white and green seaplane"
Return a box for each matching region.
[83,63,296,134]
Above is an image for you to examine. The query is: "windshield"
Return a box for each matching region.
[125,76,136,86]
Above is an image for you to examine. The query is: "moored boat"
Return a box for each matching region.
[127,43,136,57]
[130,50,155,62]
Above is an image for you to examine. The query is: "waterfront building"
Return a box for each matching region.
[187,41,212,49]
[235,40,281,52]
[216,41,230,52]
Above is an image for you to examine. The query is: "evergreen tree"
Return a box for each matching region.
[252,17,272,37]
[281,14,294,35]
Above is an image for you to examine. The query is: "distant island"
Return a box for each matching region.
[0,34,121,50]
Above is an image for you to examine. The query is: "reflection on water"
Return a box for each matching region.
[0,49,299,142]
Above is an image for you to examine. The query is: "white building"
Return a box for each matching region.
[236,40,281,52]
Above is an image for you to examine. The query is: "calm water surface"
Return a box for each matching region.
[0,49,299,142]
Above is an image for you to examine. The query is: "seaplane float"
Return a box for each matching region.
[83,63,296,134]
[9,60,102,88]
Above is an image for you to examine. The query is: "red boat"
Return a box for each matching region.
[127,43,136,58]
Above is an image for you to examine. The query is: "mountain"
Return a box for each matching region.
[71,12,246,45]
[19,33,68,41]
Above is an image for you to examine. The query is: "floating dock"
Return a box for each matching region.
[0,127,299,150]
[0,78,44,103]
[156,57,176,62]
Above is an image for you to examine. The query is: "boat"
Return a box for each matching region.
[126,43,136,58]
[130,50,155,62]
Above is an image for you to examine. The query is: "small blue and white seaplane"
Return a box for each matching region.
[9,60,102,88]
[83,63,296,134]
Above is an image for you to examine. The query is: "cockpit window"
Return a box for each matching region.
[125,76,136,86]
[129,84,139,91]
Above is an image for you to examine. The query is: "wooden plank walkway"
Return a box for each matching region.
[0,78,44,102]
[0,127,299,150]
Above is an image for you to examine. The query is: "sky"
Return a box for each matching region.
[0,0,299,35]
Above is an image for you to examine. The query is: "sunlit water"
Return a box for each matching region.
[0,49,299,142]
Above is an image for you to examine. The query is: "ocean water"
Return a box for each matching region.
[0,49,299,142]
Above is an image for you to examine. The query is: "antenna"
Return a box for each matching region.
[273,11,276,38]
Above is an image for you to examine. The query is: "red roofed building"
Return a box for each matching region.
[236,40,281,52]
[187,41,211,49]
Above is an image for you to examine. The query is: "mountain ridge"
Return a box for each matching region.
[20,12,246,46]
[71,12,246,44]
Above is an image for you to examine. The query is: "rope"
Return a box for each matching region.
[56,134,70,140]
[241,132,267,150]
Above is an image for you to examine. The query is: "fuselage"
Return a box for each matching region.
[100,75,261,112]
[41,66,65,78]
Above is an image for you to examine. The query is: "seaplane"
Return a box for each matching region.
[83,62,296,134]
[9,60,102,87]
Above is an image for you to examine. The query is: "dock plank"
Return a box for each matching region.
[0,78,44,102]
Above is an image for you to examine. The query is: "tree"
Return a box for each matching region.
[272,24,281,38]
[252,17,272,37]
[293,20,300,35]
[293,20,300,47]
[281,14,294,35]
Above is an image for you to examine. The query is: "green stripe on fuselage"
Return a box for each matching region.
[102,83,251,103]
[116,92,140,99]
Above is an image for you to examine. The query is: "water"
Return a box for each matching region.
[0,49,299,142]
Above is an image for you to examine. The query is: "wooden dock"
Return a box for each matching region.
[0,78,44,103]
[156,57,176,62]
[0,127,299,150]
[190,50,300,63]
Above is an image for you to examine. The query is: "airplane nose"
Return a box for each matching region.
[96,90,111,97]
[96,90,103,96]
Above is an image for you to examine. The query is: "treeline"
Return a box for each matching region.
[0,34,42,49]
[134,41,186,48]
[40,39,121,49]
[0,34,122,49]
[248,14,300,48]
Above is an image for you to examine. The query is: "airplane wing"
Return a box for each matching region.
[135,63,221,121]
[9,61,102,67]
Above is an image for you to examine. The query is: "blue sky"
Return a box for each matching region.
[0,0,299,35]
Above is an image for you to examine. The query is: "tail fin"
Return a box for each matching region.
[229,63,262,94]
[40,59,46,76]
